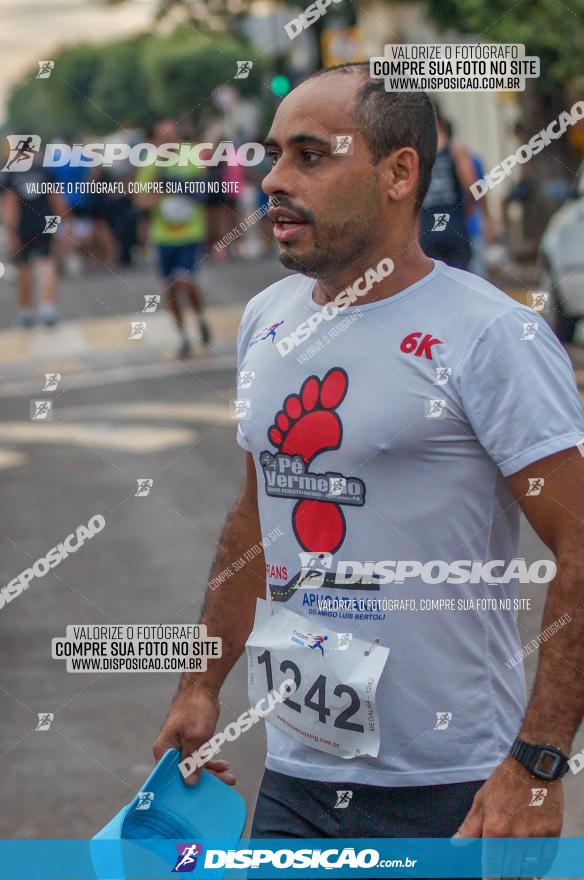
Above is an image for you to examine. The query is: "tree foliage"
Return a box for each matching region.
[102,0,254,31]
[6,30,267,137]
[423,0,584,94]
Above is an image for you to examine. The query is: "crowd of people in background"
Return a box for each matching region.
[0,109,498,357]
[0,119,276,356]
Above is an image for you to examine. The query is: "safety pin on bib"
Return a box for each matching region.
[364,637,380,656]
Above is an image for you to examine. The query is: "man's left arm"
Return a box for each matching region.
[509,447,584,754]
[456,445,584,839]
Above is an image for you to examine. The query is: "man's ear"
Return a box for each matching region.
[378,147,420,205]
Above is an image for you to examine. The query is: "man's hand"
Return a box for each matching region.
[454,757,562,878]
[153,685,236,787]
[455,757,563,838]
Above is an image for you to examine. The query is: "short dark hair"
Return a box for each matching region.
[303,63,437,209]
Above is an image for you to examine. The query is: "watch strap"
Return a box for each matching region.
[510,736,569,780]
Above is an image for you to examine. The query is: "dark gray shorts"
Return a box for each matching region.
[250,768,485,879]
[251,768,484,839]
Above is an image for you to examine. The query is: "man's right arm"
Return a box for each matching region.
[153,453,265,783]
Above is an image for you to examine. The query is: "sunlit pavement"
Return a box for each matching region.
[0,257,583,840]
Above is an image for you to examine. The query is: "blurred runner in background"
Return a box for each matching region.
[1,152,68,326]
[136,120,211,359]
[99,128,140,267]
[50,136,94,277]
[420,109,475,270]
[467,147,498,277]
[205,127,244,261]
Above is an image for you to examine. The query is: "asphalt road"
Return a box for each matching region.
[0,256,583,845]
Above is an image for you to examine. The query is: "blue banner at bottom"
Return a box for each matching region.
[0,838,583,879]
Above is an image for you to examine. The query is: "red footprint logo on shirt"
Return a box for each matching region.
[267,368,348,554]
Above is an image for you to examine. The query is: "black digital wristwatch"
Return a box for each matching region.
[509,736,570,780]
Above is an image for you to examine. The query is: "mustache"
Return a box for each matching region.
[268,196,314,224]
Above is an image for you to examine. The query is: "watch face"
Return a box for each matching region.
[535,750,560,778]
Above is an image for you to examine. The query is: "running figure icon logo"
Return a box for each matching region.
[2,135,41,172]
[235,61,253,79]
[172,844,202,873]
[296,551,333,588]
[237,370,256,389]
[43,216,61,234]
[328,476,347,497]
[425,398,446,418]
[249,321,284,347]
[143,295,161,313]
[529,788,548,807]
[43,373,61,392]
[31,400,53,421]
[334,790,353,809]
[135,791,154,811]
[527,477,545,497]
[521,322,538,341]
[434,711,453,730]
[529,291,549,313]
[431,213,450,231]
[129,321,147,340]
[335,632,353,651]
[433,367,452,386]
[232,399,252,420]
[36,713,54,731]
[36,61,55,79]
[333,135,353,155]
[308,633,328,656]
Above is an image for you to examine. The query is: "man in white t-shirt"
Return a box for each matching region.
[155,64,584,858]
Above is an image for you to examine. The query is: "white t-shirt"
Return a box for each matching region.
[235,260,584,787]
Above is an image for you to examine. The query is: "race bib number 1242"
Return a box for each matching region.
[246,599,389,760]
